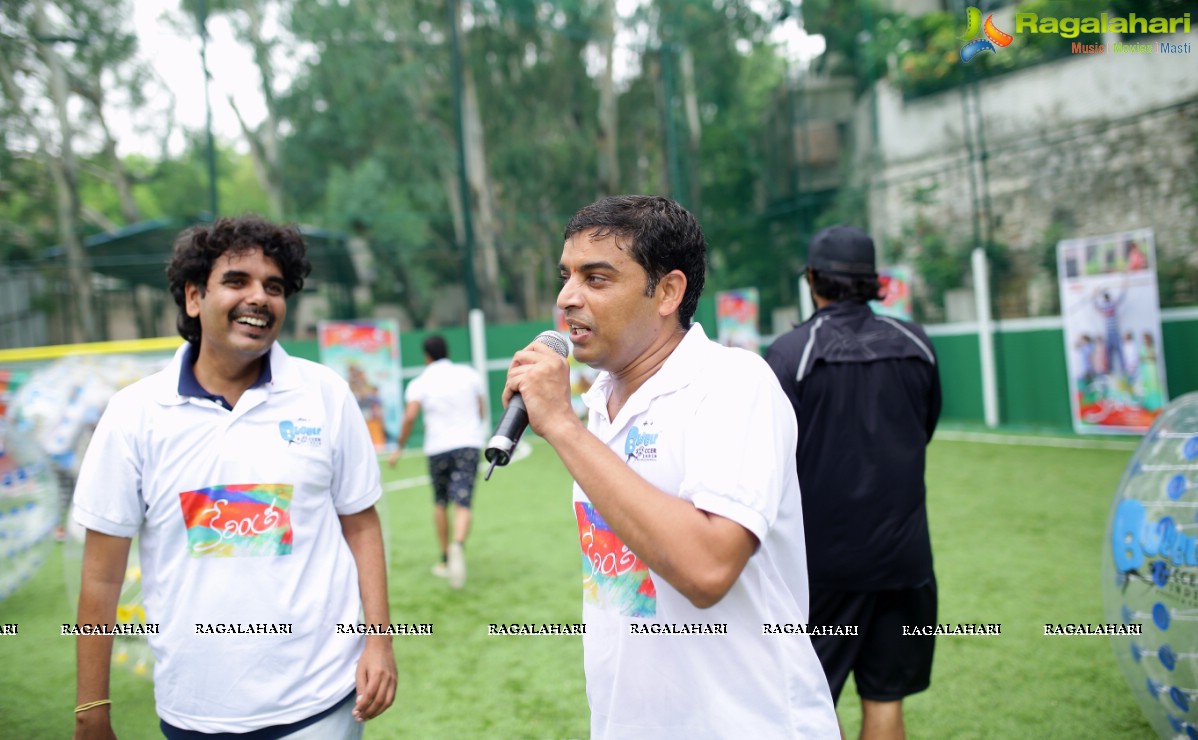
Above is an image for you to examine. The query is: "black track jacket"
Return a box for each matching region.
[766,301,941,591]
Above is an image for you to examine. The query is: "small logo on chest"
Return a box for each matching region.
[624,424,659,462]
[279,419,322,447]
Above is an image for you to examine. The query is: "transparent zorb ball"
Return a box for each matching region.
[11,354,167,679]
[0,428,58,603]
[1104,392,1198,738]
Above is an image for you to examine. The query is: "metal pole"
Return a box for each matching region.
[972,247,999,428]
[952,0,982,251]
[468,308,490,427]
[447,0,480,313]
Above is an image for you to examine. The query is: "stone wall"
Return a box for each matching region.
[860,31,1198,316]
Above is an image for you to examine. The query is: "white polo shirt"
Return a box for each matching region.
[574,324,838,739]
[404,359,485,455]
[72,342,381,733]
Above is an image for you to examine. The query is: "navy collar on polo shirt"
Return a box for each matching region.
[178,343,273,410]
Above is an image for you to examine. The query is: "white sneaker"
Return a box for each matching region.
[431,562,449,578]
[447,543,466,589]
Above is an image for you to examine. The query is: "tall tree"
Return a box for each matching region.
[452,0,505,318]
[278,0,462,325]
[625,0,794,317]
[66,0,150,226]
[596,0,619,194]
[465,0,603,318]
[0,0,95,339]
[180,0,287,218]
[143,0,806,328]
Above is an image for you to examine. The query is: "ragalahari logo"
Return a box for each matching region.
[960,6,1014,63]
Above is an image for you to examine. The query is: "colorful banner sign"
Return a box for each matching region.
[716,288,761,354]
[318,320,402,451]
[1057,228,1167,434]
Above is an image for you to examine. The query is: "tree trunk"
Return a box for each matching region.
[597,0,619,194]
[13,2,99,341]
[649,54,672,196]
[75,82,142,225]
[679,47,702,216]
[229,95,284,218]
[237,0,284,218]
[455,4,506,318]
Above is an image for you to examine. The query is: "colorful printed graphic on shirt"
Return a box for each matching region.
[576,501,656,617]
[178,484,294,557]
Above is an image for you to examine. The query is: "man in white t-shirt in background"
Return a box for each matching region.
[72,215,395,739]
[389,335,486,589]
[502,195,839,738]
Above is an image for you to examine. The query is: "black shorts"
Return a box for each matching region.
[428,447,480,508]
[808,578,937,703]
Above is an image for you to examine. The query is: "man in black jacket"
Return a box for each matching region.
[766,225,941,740]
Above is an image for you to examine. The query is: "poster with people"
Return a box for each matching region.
[872,265,914,321]
[318,319,402,451]
[1057,228,1167,434]
[716,288,761,353]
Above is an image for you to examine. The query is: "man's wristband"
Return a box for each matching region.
[75,699,112,714]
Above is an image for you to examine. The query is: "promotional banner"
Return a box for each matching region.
[318,320,402,451]
[1057,228,1167,434]
[716,288,761,354]
[872,265,914,321]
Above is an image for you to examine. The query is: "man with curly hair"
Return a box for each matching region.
[72,215,395,739]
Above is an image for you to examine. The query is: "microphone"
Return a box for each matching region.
[485,330,570,480]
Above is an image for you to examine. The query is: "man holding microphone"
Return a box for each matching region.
[500,195,837,738]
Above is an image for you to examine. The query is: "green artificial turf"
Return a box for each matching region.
[0,435,1157,738]
[836,437,1151,738]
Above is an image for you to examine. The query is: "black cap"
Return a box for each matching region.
[807,225,876,276]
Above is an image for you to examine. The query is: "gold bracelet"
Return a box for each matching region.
[74,699,112,714]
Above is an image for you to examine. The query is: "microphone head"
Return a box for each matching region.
[535,330,569,358]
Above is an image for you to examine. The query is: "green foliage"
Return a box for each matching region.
[805,0,1198,100]
[891,0,1095,98]
[267,0,805,325]
[124,138,267,221]
[889,0,1198,98]
[887,214,966,322]
[29,0,1188,335]
[912,222,964,319]
[981,236,1012,292]
[276,0,480,321]
[0,152,57,264]
[1109,0,1198,37]
[322,158,446,325]
[1158,253,1198,308]
[814,174,870,236]
[221,155,272,217]
[799,0,897,86]
[685,14,793,316]
[1039,220,1069,281]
